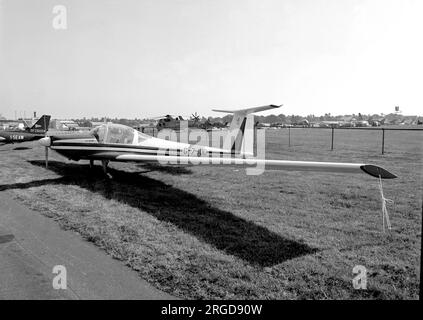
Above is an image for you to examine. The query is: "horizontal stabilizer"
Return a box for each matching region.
[212,104,282,114]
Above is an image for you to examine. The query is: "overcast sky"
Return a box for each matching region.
[0,0,422,119]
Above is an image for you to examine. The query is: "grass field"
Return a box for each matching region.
[0,127,421,299]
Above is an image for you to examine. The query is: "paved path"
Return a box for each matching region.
[0,192,176,300]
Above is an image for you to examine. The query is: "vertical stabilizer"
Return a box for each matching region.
[30,115,51,133]
[212,104,281,156]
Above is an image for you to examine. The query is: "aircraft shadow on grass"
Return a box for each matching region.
[13,147,32,150]
[0,160,318,267]
[137,162,193,175]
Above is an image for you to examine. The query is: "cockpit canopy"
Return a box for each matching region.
[90,123,150,145]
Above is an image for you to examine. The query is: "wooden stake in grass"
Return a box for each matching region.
[45,146,48,168]
[382,128,385,155]
[288,127,291,147]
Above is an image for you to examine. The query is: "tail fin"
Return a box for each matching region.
[212,104,281,156]
[30,115,51,133]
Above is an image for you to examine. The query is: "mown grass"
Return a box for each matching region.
[0,127,421,299]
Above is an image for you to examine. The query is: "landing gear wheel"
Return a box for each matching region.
[101,160,109,174]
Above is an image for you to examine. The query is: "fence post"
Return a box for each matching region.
[331,126,334,150]
[382,128,385,155]
[288,127,291,147]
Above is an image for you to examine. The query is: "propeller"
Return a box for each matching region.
[191,112,201,122]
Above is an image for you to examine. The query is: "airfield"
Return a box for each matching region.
[0,127,421,299]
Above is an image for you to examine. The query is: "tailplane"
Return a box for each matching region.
[212,104,281,156]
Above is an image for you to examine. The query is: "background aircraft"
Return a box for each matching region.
[0,115,51,144]
[155,113,228,131]
[38,105,396,180]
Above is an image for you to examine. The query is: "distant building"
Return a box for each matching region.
[401,118,414,125]
[292,119,310,127]
[342,116,357,122]
[258,123,272,128]
[0,121,22,130]
[50,119,79,131]
[319,121,341,128]
[354,120,370,127]
[89,121,106,127]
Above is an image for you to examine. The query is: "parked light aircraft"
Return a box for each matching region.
[155,113,226,131]
[0,115,51,144]
[38,105,396,179]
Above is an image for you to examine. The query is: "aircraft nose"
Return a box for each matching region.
[39,136,51,147]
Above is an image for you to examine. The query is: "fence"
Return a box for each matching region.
[139,125,422,155]
[286,126,423,154]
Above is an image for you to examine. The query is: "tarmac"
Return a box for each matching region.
[0,192,176,300]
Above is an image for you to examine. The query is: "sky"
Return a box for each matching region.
[0,0,422,119]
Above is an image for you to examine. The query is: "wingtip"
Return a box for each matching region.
[360,165,397,179]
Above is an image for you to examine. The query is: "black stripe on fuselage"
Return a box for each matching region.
[52,141,160,151]
[50,142,182,160]
[0,131,45,142]
[51,149,183,161]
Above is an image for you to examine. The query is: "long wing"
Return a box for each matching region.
[39,138,396,179]
[116,154,396,179]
